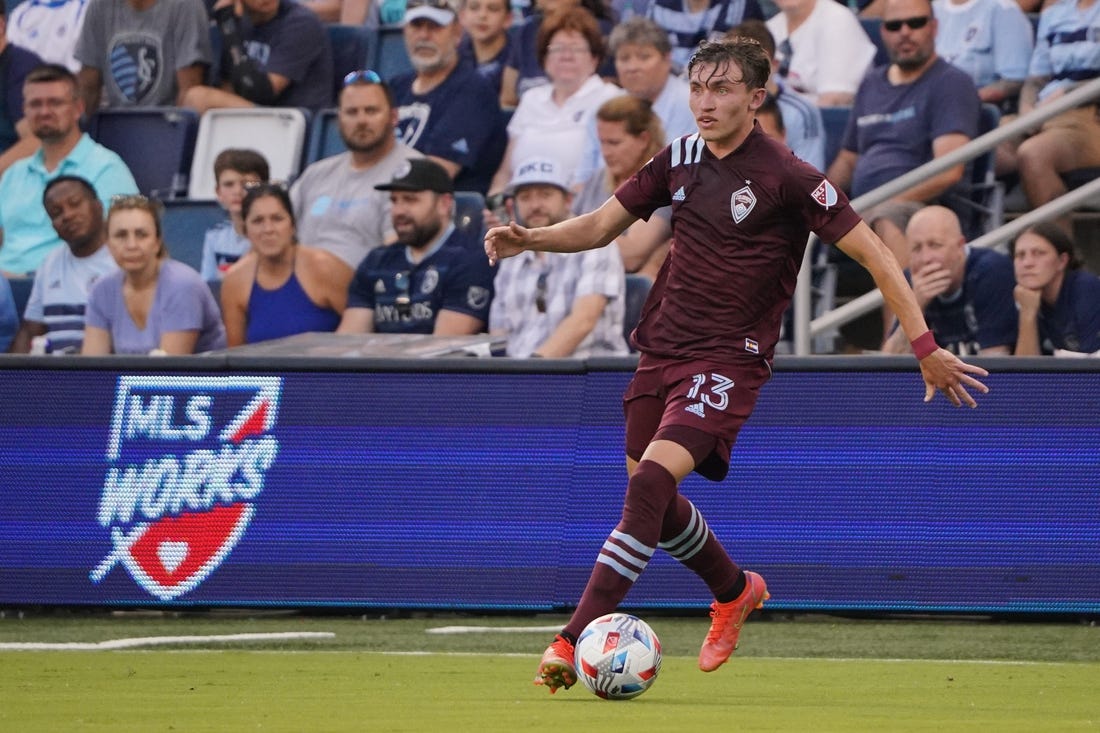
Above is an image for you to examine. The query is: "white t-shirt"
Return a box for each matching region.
[506,74,623,187]
[767,0,877,102]
[23,243,118,353]
[7,0,90,72]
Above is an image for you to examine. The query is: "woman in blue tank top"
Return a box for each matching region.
[220,184,353,346]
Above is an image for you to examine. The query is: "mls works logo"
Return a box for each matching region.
[90,376,282,600]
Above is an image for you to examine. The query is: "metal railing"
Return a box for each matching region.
[791,75,1100,355]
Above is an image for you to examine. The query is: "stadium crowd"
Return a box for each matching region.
[0,0,1098,356]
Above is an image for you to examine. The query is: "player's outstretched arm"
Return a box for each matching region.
[835,221,990,408]
[484,196,637,265]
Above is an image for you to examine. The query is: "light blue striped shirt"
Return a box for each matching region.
[934,0,1035,88]
[1029,0,1100,101]
[22,243,118,353]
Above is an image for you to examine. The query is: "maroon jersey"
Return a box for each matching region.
[615,124,862,364]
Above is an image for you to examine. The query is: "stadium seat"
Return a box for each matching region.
[305,108,345,164]
[87,107,199,199]
[376,25,413,80]
[160,199,230,272]
[454,191,485,240]
[327,24,377,101]
[859,17,889,67]
[820,106,850,171]
[188,108,310,200]
[622,273,652,348]
[6,275,33,322]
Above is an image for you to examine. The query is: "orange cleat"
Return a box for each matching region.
[533,634,577,694]
[698,571,769,672]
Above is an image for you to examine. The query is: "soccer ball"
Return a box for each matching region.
[573,613,661,700]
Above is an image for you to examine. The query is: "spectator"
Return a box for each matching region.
[489,7,620,194]
[0,64,138,276]
[220,183,352,346]
[0,4,47,178]
[826,0,980,269]
[647,0,765,72]
[9,176,119,354]
[491,157,627,357]
[998,0,1100,213]
[882,205,1016,355]
[201,149,270,282]
[729,19,826,170]
[291,71,421,270]
[573,96,671,281]
[1013,222,1100,356]
[574,16,698,187]
[756,91,786,142]
[932,0,1034,110]
[6,0,88,73]
[337,158,495,335]
[458,0,514,97]
[500,0,615,108]
[74,0,211,110]
[83,195,226,355]
[767,0,877,106]
[391,0,507,195]
[183,0,334,114]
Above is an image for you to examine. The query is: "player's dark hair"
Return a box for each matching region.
[726,19,776,59]
[43,175,98,206]
[537,6,605,69]
[1010,222,1083,271]
[214,148,271,184]
[686,38,771,92]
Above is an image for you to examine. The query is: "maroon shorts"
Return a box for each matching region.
[623,353,771,481]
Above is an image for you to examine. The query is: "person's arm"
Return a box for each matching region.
[9,319,46,354]
[336,307,375,334]
[816,92,856,107]
[1013,284,1042,355]
[616,216,671,273]
[0,120,39,179]
[488,137,517,197]
[893,133,971,203]
[499,66,519,109]
[532,293,608,357]
[81,325,112,355]
[426,155,461,180]
[312,250,353,312]
[219,263,250,347]
[485,195,638,263]
[1018,75,1048,117]
[979,79,1023,106]
[834,220,990,405]
[826,149,858,194]
[158,329,201,354]
[77,67,102,114]
[301,0,342,21]
[433,310,484,335]
[340,0,372,24]
[213,0,284,105]
[175,64,209,107]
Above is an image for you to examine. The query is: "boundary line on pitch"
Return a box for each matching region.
[0,631,335,650]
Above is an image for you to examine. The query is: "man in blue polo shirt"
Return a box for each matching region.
[0,64,137,276]
[882,205,1016,356]
[337,158,494,335]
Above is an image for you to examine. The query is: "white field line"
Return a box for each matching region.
[425,625,563,634]
[0,631,334,651]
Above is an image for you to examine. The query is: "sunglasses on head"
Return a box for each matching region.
[342,69,383,87]
[882,15,931,31]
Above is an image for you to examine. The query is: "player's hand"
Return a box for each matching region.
[919,349,990,408]
[910,263,952,309]
[484,221,530,266]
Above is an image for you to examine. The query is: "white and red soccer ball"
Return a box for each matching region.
[574,613,661,700]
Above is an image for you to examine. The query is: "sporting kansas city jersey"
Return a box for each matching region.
[615,124,861,364]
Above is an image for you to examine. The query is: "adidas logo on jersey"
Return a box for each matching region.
[672,186,686,202]
[684,402,706,418]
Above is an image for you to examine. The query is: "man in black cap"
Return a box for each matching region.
[337,158,495,335]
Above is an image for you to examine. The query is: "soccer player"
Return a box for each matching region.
[484,37,990,694]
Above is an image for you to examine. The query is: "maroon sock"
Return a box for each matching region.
[563,460,678,638]
[658,494,741,600]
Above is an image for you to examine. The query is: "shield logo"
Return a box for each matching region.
[731,186,756,224]
[396,102,431,148]
[109,36,161,103]
[91,376,282,600]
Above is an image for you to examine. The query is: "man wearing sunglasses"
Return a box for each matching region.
[826,0,980,272]
[290,71,422,270]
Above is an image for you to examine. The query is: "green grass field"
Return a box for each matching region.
[2,612,1098,732]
